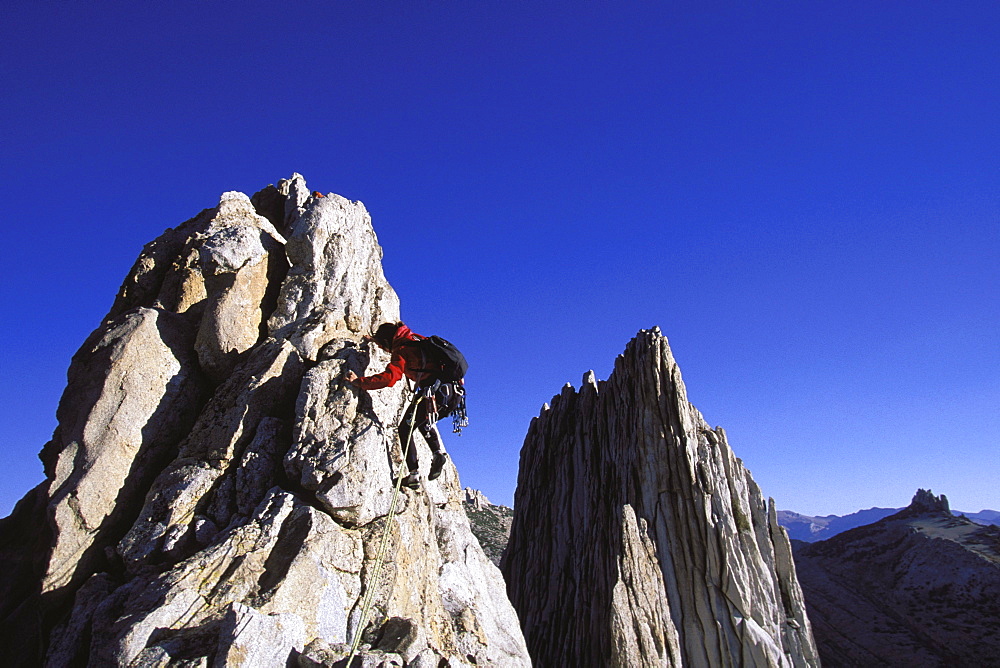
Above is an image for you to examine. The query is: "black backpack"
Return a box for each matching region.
[403,335,468,383]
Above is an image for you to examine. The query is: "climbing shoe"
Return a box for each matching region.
[396,471,420,490]
[428,453,448,481]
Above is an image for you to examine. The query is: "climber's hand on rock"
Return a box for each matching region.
[344,370,358,384]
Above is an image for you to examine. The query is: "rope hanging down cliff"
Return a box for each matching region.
[346,393,424,664]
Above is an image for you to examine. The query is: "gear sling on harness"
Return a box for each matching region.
[413,379,468,435]
[347,392,423,664]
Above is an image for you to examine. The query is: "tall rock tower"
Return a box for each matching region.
[501,329,818,667]
[0,175,529,667]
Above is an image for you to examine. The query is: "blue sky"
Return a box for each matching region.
[1,1,997,517]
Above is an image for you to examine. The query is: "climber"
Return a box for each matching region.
[343,322,467,490]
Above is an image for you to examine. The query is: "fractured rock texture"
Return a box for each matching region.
[0,175,528,667]
[502,329,818,667]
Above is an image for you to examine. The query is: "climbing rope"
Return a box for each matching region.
[346,392,423,665]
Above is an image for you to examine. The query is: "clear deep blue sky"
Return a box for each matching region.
[1,2,997,517]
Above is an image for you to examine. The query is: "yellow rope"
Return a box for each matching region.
[347,393,423,664]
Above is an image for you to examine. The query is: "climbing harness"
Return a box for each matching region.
[450,383,468,435]
[346,392,423,665]
[418,379,469,436]
[423,382,440,425]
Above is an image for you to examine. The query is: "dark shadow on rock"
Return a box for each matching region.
[0,482,52,666]
[1,308,209,666]
[373,616,418,657]
[259,233,291,342]
[251,184,289,235]
[143,619,222,664]
[253,507,313,607]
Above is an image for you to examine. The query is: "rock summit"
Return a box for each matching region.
[0,175,529,667]
[501,329,819,667]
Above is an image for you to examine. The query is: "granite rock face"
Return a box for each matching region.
[794,489,1000,667]
[0,175,529,667]
[502,329,819,667]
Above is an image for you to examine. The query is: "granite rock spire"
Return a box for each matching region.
[0,175,529,667]
[501,328,818,667]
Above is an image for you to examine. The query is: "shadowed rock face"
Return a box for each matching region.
[501,329,819,667]
[794,489,1000,667]
[0,175,529,667]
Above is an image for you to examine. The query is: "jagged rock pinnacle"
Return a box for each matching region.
[463,487,491,511]
[0,175,528,667]
[502,328,819,666]
[909,488,951,514]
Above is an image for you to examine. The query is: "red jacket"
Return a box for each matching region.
[355,324,435,390]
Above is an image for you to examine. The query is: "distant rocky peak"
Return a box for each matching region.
[880,488,953,523]
[463,487,492,511]
[793,486,1000,665]
[908,488,951,514]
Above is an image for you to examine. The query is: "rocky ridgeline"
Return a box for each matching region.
[461,490,514,568]
[462,488,492,512]
[777,508,900,543]
[0,175,528,667]
[501,330,819,667]
[794,489,1000,666]
[778,502,1000,543]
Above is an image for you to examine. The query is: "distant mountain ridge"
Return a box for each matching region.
[969,509,1000,524]
[779,504,1000,542]
[793,489,1000,666]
